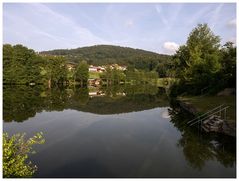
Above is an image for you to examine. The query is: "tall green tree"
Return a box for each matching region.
[219,42,236,87]
[3,44,42,84]
[173,24,222,94]
[41,55,68,87]
[100,66,126,85]
[74,61,89,86]
[3,44,14,83]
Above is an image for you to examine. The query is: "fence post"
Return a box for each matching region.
[224,108,227,122]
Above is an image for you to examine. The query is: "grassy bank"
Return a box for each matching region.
[178,95,236,123]
[89,72,101,79]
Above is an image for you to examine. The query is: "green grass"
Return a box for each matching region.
[88,86,100,92]
[89,72,101,79]
[179,95,236,123]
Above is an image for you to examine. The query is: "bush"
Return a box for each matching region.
[3,132,45,178]
[169,81,190,97]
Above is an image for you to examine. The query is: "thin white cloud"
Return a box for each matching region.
[170,4,183,25]
[163,41,179,54]
[125,19,134,28]
[155,5,169,27]
[3,3,110,51]
[209,4,224,29]
[187,5,212,26]
[3,3,236,54]
[227,19,236,28]
[33,4,109,45]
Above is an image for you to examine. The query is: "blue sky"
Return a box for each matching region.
[3,3,236,54]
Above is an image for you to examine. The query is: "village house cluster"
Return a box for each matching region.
[66,63,127,72]
[65,62,127,86]
[88,65,105,72]
[89,64,127,72]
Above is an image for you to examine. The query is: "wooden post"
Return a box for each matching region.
[220,107,222,118]
[224,108,227,122]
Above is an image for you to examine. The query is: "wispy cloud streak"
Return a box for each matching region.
[3,3,236,54]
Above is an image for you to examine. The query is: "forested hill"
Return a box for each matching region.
[40,45,171,71]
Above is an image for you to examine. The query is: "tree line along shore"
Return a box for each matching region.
[3,23,236,97]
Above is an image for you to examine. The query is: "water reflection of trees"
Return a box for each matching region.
[99,84,159,97]
[3,86,45,122]
[3,85,168,122]
[168,102,236,170]
[71,86,89,105]
[43,87,69,112]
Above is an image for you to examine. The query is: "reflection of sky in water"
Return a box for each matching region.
[4,108,174,147]
[160,109,170,119]
[3,107,235,178]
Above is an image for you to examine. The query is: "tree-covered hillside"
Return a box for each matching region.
[40,45,171,72]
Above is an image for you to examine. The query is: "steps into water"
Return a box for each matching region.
[187,105,234,136]
[201,115,223,132]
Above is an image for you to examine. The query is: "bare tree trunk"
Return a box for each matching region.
[48,79,51,89]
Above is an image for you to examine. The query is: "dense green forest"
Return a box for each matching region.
[3,44,69,86]
[40,45,171,73]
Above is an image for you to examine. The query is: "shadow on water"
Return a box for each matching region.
[168,100,236,172]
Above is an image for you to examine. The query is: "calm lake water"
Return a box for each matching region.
[3,85,236,178]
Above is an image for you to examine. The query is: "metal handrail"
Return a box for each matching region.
[187,104,224,124]
[189,106,229,126]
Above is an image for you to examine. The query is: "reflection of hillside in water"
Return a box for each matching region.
[3,85,169,122]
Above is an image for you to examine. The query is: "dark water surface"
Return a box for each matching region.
[3,85,236,178]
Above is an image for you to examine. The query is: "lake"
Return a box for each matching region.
[3,85,236,178]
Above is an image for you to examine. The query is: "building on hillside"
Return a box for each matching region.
[89,65,105,72]
[104,64,127,71]
[89,66,98,72]
[117,65,127,71]
[89,64,127,72]
[66,62,77,71]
